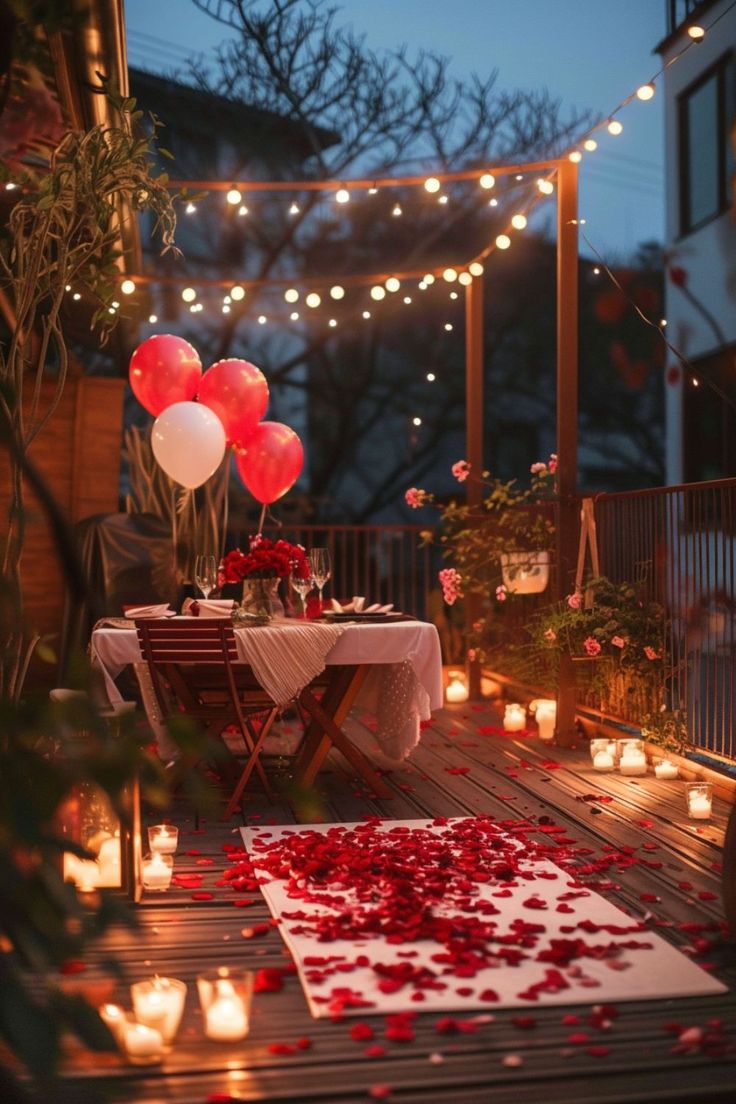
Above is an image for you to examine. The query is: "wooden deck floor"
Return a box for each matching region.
[57,701,736,1104]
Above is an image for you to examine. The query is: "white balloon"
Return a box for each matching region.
[151,401,226,489]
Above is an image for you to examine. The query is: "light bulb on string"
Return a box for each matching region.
[362,310,371,319]
[569,150,582,163]
[328,318,337,327]
[120,279,136,295]
[636,83,655,101]
[479,173,495,190]
[442,268,457,282]
[111,300,120,309]
[330,285,345,299]
[185,202,196,214]
[258,315,267,324]
[182,287,197,302]
[423,274,435,285]
[537,179,554,195]
[424,176,441,193]
[412,416,422,426]
[607,119,623,136]
[688,24,705,40]
[222,304,231,314]
[289,201,300,215]
[368,185,378,195]
[305,292,321,308]
[231,285,245,301]
[284,288,299,303]
[449,291,458,300]
[238,205,249,216]
[426,372,435,382]
[469,262,484,276]
[418,281,427,290]
[403,296,412,304]
[226,187,242,205]
[385,277,400,293]
[392,203,403,217]
[444,323,454,332]
[495,234,511,250]
[335,187,350,204]
[583,138,598,152]
[438,194,448,205]
[511,213,528,229]
[223,295,231,304]
[370,285,386,301]
[148,314,157,324]
[515,174,523,181]
[458,272,472,286]
[290,311,299,320]
[488,197,498,206]
[73,292,81,301]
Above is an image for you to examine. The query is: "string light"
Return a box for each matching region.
[330,285,345,299]
[511,214,528,230]
[607,119,623,136]
[185,202,196,214]
[73,292,81,301]
[495,234,511,250]
[284,288,299,303]
[370,286,386,300]
[458,272,472,286]
[593,266,600,275]
[226,187,242,205]
[65,284,71,291]
[328,318,337,327]
[569,150,582,163]
[182,287,196,302]
[424,176,441,193]
[479,173,495,190]
[290,311,299,320]
[230,285,245,301]
[488,197,498,206]
[223,295,231,304]
[305,292,321,308]
[688,24,705,39]
[362,310,371,318]
[636,83,655,101]
[5,181,17,190]
[583,138,598,152]
[537,179,554,195]
[258,315,267,324]
[442,268,457,282]
[403,295,412,303]
[469,262,484,276]
[368,185,378,195]
[449,291,459,299]
[412,416,422,426]
[385,277,400,292]
[238,205,249,216]
[120,279,136,295]
[148,314,157,323]
[426,372,435,381]
[335,187,350,203]
[423,274,435,285]
[111,300,120,309]
[289,202,300,215]
[392,203,403,217]
[515,174,523,181]
[418,281,427,290]
[444,323,453,331]
[222,304,231,313]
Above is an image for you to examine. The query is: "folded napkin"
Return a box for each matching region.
[123,604,173,619]
[181,598,235,618]
[330,596,394,614]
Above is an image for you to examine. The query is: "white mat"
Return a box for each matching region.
[241,817,726,1018]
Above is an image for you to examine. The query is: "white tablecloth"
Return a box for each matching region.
[90,619,443,762]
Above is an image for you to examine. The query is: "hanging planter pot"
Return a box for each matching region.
[499,550,550,594]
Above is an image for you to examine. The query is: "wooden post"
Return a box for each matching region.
[555,159,579,746]
[465,272,484,699]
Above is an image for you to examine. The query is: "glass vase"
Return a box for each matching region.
[241,576,284,621]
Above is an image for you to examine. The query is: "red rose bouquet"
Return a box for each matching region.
[218,534,310,585]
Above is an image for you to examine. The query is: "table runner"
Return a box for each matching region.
[241,817,726,1018]
[232,618,344,706]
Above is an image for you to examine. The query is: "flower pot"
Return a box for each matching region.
[499,550,550,594]
[240,577,284,621]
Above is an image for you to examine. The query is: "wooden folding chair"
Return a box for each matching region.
[135,619,278,817]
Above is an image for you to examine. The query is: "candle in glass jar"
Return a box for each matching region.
[686,784,713,819]
[619,749,647,776]
[148,825,178,855]
[593,750,614,771]
[198,970,253,1043]
[131,977,187,1045]
[122,1021,164,1063]
[445,677,469,704]
[503,704,526,732]
[654,759,679,780]
[141,852,173,891]
[532,699,556,742]
[99,1002,127,1044]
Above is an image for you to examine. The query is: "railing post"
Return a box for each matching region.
[556,159,579,746]
[465,272,484,699]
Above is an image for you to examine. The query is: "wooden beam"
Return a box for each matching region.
[555,159,579,746]
[465,273,484,698]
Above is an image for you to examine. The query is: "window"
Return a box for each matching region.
[679,54,734,235]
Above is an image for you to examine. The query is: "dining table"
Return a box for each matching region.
[90,615,444,795]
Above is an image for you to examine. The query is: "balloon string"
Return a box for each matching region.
[257,503,266,535]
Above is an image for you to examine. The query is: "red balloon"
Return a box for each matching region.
[198,359,269,446]
[235,421,304,505]
[129,334,202,416]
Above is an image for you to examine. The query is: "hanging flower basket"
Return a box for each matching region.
[499,550,550,595]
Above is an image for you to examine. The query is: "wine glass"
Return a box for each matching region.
[308,547,332,607]
[194,555,217,599]
[290,572,313,618]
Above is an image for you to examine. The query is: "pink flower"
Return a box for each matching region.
[438,568,463,605]
[583,637,601,657]
[451,460,471,483]
[495,585,507,602]
[644,646,660,661]
[467,648,477,661]
[566,592,581,609]
[405,487,424,509]
[611,635,626,648]
[544,628,557,642]
[530,462,547,475]
[548,454,557,474]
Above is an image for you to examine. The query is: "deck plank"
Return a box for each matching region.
[55,701,736,1103]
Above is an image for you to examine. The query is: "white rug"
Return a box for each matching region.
[241,817,726,1018]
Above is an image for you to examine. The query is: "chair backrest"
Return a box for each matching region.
[135,618,238,666]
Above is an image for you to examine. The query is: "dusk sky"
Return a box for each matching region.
[125,0,666,260]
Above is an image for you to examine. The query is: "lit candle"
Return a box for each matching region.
[122,1021,164,1064]
[503,704,526,732]
[619,749,647,776]
[532,699,556,742]
[131,978,187,1045]
[141,852,173,892]
[655,759,679,780]
[148,825,179,855]
[99,1002,127,1044]
[198,970,253,1042]
[593,750,614,771]
[446,677,469,704]
[97,835,121,886]
[590,738,616,763]
[64,853,100,893]
[686,784,713,820]
[204,992,248,1041]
